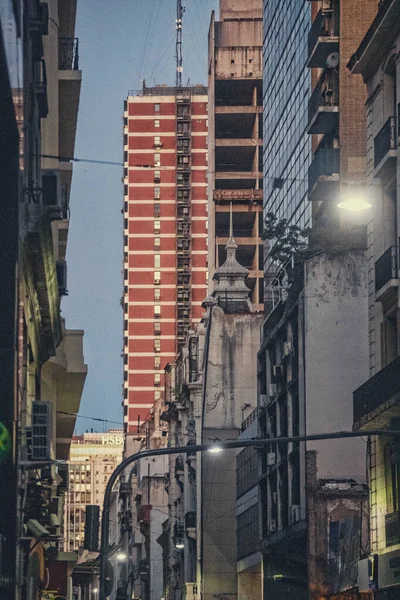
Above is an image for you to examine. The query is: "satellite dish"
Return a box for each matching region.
[326,52,339,68]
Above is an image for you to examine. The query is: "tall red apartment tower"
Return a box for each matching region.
[123,85,208,436]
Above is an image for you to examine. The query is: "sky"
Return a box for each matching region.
[63,0,218,433]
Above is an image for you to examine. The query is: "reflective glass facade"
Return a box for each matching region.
[262,0,311,241]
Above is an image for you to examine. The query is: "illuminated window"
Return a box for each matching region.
[154,255,161,269]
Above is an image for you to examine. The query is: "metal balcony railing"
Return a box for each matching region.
[308,9,338,56]
[308,147,340,191]
[374,117,396,168]
[58,37,79,70]
[308,70,339,123]
[353,355,400,423]
[375,245,397,292]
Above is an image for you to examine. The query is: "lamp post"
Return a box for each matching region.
[99,428,400,600]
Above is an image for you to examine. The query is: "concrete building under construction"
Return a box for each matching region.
[207,0,263,310]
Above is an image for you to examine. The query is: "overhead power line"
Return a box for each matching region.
[56,410,123,426]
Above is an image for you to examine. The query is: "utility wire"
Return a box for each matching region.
[39,153,123,166]
[56,410,123,426]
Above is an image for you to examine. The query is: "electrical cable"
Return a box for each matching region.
[56,410,123,426]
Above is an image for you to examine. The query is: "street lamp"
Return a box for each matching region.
[116,552,127,561]
[99,429,400,600]
[337,183,372,212]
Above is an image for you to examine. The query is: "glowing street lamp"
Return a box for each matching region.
[337,184,372,212]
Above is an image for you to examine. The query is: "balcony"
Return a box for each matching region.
[353,356,400,429]
[385,511,400,547]
[213,189,263,202]
[59,38,79,71]
[58,38,81,159]
[373,117,397,179]
[307,70,339,135]
[308,146,340,201]
[308,8,339,69]
[375,245,398,302]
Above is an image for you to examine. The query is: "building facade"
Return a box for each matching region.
[123,85,208,441]
[349,2,400,598]
[157,227,263,600]
[64,429,124,552]
[0,2,86,599]
[262,0,311,307]
[258,1,378,598]
[207,0,264,309]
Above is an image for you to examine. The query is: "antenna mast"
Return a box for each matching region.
[176,0,184,87]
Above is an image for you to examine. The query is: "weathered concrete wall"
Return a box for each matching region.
[304,253,369,481]
[220,0,262,20]
[203,306,263,431]
[202,306,262,600]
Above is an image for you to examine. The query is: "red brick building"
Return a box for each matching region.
[123,85,208,434]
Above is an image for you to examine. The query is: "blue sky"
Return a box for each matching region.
[63,0,218,433]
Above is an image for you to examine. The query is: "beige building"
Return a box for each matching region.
[349,3,400,598]
[64,429,123,552]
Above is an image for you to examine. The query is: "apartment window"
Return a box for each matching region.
[154,153,161,167]
[154,271,161,284]
[155,119,160,128]
[154,237,161,249]
[154,356,161,369]
[154,255,161,269]
[154,170,161,183]
[154,288,161,301]
[154,305,161,319]
[154,373,161,386]
[154,136,161,146]
[154,321,161,335]
[154,339,161,352]
[154,220,161,234]
[154,203,161,217]
[154,103,160,113]
[154,186,160,199]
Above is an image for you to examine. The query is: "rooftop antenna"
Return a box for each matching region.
[176,0,184,87]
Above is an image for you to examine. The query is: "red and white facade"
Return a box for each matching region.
[123,86,208,434]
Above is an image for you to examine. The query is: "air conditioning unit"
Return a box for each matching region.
[154,277,160,285]
[259,394,267,407]
[269,519,277,532]
[282,341,293,358]
[291,505,300,523]
[56,260,68,296]
[42,170,61,218]
[268,384,277,398]
[272,364,283,378]
[186,583,198,600]
[267,452,276,467]
[31,401,52,461]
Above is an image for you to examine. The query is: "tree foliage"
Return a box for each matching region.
[262,212,310,264]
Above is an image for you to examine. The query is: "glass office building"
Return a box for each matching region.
[263,0,311,234]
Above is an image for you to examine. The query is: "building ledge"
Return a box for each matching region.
[375,278,398,303]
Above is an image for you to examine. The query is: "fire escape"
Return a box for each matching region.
[176,92,192,350]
